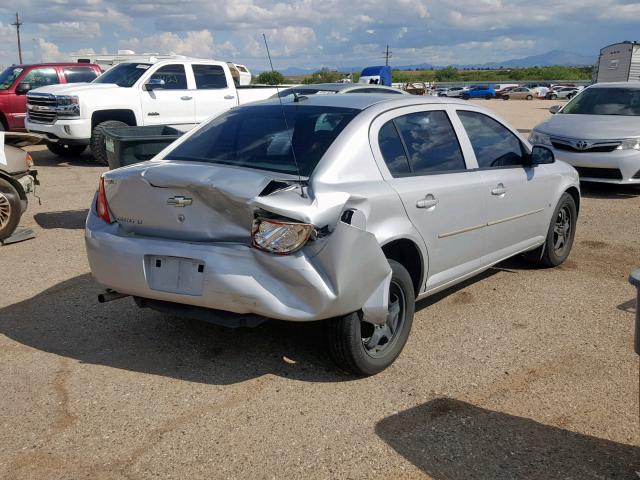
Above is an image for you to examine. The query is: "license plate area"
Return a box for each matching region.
[145,255,205,296]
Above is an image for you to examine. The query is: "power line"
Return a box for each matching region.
[11,12,23,64]
[382,45,392,66]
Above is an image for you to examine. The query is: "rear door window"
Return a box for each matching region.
[149,64,187,90]
[378,121,411,175]
[457,110,525,168]
[63,67,98,83]
[193,64,228,89]
[393,111,466,174]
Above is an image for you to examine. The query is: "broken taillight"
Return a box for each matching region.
[96,176,112,223]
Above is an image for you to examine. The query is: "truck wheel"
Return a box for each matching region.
[46,142,86,157]
[91,120,127,165]
[327,259,415,375]
[524,193,577,267]
[0,178,22,241]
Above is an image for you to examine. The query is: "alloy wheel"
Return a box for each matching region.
[0,192,11,230]
[361,280,406,358]
[553,205,572,256]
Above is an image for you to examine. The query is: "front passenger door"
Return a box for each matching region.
[456,109,551,263]
[140,64,195,127]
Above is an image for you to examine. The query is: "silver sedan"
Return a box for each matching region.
[86,95,580,375]
[531,82,640,184]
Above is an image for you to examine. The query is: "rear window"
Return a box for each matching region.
[168,105,359,176]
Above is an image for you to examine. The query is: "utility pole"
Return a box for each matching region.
[383,45,392,66]
[11,12,23,64]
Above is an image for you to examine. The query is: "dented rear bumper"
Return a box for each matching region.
[85,209,391,324]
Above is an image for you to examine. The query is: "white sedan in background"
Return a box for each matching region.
[531,82,640,184]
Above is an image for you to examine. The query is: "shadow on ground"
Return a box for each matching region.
[581,182,640,200]
[376,398,639,479]
[34,209,89,230]
[29,148,102,168]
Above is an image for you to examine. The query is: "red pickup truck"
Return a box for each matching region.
[0,63,102,131]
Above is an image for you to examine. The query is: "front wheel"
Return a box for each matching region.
[462,94,470,100]
[502,95,510,100]
[0,178,22,241]
[526,95,533,100]
[327,259,415,375]
[525,193,577,267]
[485,93,492,100]
[91,120,128,165]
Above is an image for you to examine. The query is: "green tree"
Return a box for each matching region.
[301,67,342,84]
[435,66,459,82]
[257,70,285,85]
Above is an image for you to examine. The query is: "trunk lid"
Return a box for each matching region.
[103,161,302,242]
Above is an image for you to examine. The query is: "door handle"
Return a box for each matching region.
[224,95,235,100]
[491,183,507,196]
[181,96,193,100]
[416,194,438,209]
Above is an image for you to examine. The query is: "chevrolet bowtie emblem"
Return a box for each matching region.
[167,196,193,207]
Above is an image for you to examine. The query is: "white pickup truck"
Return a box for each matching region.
[24,59,280,163]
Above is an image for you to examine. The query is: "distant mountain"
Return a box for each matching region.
[262,50,594,75]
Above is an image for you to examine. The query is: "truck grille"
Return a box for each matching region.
[574,167,623,180]
[27,93,57,124]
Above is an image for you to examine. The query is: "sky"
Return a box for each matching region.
[0,0,639,70]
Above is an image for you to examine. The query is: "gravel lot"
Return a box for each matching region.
[1,99,638,479]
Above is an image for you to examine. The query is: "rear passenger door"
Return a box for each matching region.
[190,64,237,123]
[140,64,195,127]
[454,109,551,263]
[370,105,488,292]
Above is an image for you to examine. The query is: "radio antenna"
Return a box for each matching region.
[262,33,306,198]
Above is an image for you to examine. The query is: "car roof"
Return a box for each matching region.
[286,83,398,92]
[11,63,98,68]
[252,93,464,111]
[588,82,640,90]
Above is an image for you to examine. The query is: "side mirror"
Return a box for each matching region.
[144,78,165,91]
[15,83,32,95]
[549,105,561,114]
[530,145,555,165]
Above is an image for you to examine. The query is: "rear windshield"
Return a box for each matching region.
[93,63,151,87]
[168,104,359,175]
[561,87,640,116]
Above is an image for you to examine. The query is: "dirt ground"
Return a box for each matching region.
[1,99,638,479]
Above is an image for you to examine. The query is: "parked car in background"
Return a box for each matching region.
[0,63,101,131]
[271,83,407,99]
[547,87,579,100]
[461,85,496,99]
[494,83,520,96]
[0,132,40,240]
[443,86,468,98]
[24,59,281,164]
[433,87,449,96]
[530,82,640,184]
[502,87,536,100]
[86,94,579,375]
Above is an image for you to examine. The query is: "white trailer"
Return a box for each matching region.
[595,41,640,83]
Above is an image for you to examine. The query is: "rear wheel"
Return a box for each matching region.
[46,142,86,157]
[567,93,575,99]
[485,93,492,100]
[550,94,558,100]
[526,95,533,100]
[91,120,128,165]
[327,259,415,375]
[525,193,577,267]
[502,95,510,100]
[0,178,22,241]
[462,94,470,100]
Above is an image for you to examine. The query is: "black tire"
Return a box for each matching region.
[0,120,5,131]
[485,93,492,100]
[327,259,415,375]
[46,142,86,157]
[502,95,510,100]
[550,94,558,100]
[0,178,22,241]
[525,192,577,267]
[526,95,533,100]
[91,120,128,165]
[567,93,575,99]
[462,94,470,100]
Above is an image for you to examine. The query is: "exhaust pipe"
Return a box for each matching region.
[98,289,130,303]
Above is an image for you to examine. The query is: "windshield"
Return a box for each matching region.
[168,104,359,175]
[561,87,640,116]
[0,67,23,90]
[93,63,151,87]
